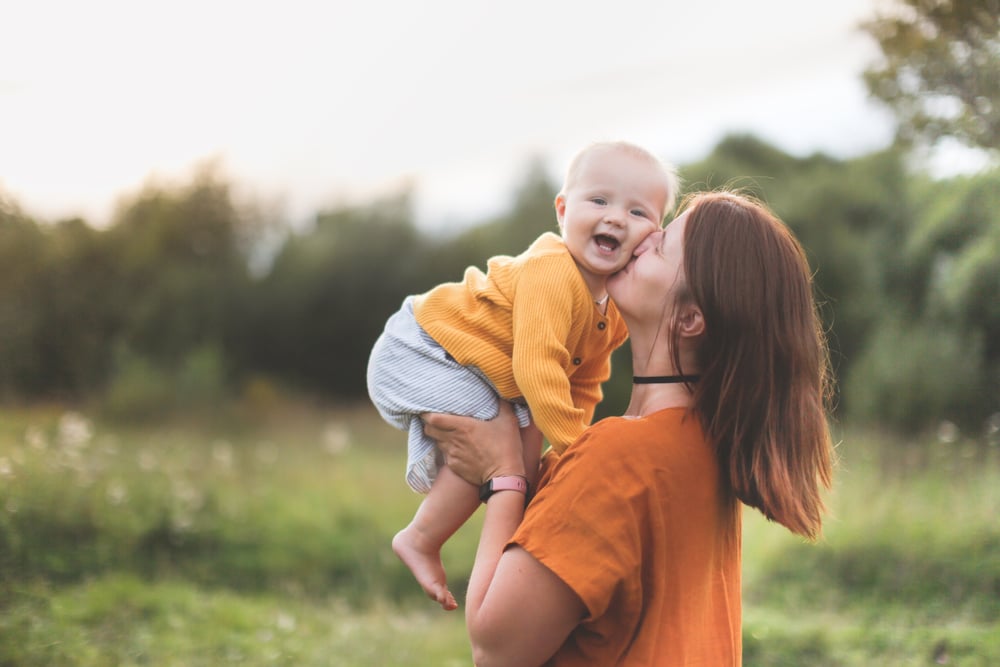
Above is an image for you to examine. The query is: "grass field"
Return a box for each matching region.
[1,401,997,665]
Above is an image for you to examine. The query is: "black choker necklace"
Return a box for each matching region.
[633,374,701,384]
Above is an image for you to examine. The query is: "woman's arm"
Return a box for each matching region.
[423,407,586,666]
[466,497,585,666]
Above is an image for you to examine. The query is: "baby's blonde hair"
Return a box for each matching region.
[561,141,680,221]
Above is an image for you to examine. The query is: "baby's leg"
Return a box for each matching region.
[393,465,479,611]
[520,421,544,492]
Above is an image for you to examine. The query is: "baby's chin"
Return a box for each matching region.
[591,266,624,278]
[609,257,637,277]
[608,259,634,274]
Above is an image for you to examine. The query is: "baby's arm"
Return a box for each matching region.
[510,287,587,454]
[510,251,620,453]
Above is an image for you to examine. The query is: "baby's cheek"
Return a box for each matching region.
[632,225,658,250]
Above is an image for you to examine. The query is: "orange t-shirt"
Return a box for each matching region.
[511,408,742,666]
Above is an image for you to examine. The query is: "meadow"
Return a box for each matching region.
[1,401,997,666]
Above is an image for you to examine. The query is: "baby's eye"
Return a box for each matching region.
[631,209,649,218]
[591,197,607,205]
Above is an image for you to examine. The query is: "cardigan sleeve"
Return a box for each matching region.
[509,253,590,453]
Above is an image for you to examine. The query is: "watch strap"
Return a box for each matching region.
[479,475,528,503]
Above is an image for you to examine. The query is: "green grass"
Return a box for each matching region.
[0,403,997,665]
[739,429,1000,665]
[2,575,471,666]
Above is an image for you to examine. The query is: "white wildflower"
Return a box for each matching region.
[322,423,350,455]
[172,480,204,511]
[937,420,960,444]
[25,426,46,450]
[58,411,93,450]
[986,413,1000,444]
[276,611,296,632]
[106,480,127,505]
[171,513,194,533]
[138,449,158,471]
[212,440,234,469]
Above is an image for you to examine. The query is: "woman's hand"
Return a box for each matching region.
[422,402,525,486]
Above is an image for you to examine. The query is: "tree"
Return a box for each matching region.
[861,0,1000,153]
[107,168,254,367]
[248,192,429,395]
[0,198,47,397]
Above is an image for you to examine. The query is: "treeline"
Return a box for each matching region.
[2,135,998,434]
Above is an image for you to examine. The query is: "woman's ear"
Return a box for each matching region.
[678,304,704,339]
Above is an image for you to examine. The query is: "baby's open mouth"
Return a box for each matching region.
[595,234,620,252]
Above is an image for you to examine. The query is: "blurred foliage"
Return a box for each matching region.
[1,134,998,434]
[861,0,1000,152]
[0,168,254,406]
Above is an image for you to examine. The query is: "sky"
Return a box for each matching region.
[0,0,984,231]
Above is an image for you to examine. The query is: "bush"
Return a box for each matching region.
[101,346,229,421]
[101,351,175,421]
[844,315,986,432]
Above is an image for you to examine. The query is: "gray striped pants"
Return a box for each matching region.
[366,297,531,493]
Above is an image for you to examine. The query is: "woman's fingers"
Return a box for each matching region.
[422,403,526,485]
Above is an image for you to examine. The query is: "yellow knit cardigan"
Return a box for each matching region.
[414,232,629,453]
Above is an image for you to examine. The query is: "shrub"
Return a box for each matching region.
[844,316,985,432]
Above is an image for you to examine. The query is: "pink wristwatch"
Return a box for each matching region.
[479,475,528,503]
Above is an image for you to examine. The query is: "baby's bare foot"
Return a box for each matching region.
[392,527,458,611]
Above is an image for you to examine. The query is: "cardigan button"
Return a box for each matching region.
[597,321,606,330]
[572,357,582,365]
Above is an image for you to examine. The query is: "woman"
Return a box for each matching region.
[423,191,835,666]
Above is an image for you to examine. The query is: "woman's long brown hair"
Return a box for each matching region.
[675,191,834,539]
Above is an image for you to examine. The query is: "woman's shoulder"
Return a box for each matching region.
[562,409,699,461]
[587,408,695,439]
[534,410,704,511]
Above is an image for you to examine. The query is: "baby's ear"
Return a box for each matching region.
[554,194,567,228]
[678,304,705,339]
